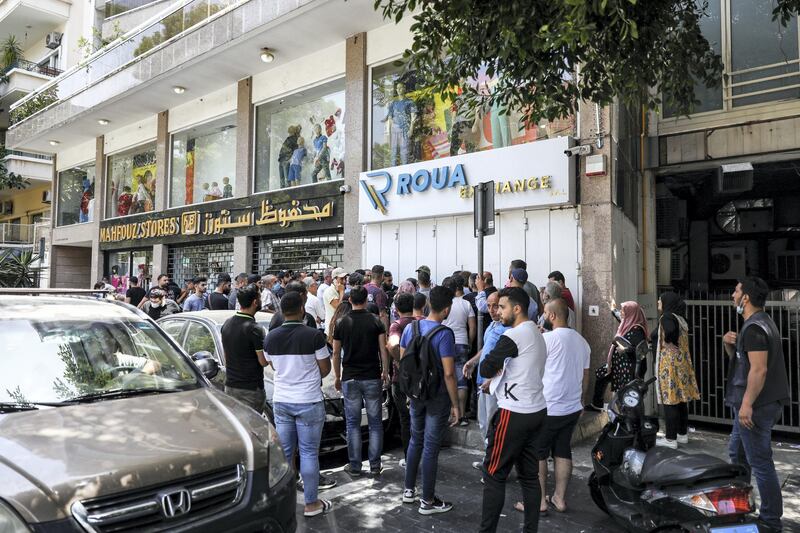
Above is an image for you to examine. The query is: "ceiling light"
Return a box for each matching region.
[48,140,59,146]
[173,86,186,94]
[260,48,275,63]
[97,119,110,125]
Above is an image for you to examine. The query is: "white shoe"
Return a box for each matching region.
[656,437,678,449]
[399,459,406,468]
[471,461,483,471]
[677,434,689,445]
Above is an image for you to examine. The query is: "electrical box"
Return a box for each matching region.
[585,154,606,177]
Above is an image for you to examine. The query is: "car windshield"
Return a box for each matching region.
[0,314,201,406]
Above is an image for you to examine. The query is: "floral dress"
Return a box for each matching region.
[655,315,700,405]
[610,326,646,391]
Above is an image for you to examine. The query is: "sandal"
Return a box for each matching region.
[303,499,333,517]
[513,502,548,516]
[546,495,567,513]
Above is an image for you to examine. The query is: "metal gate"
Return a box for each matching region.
[252,234,344,275]
[685,299,800,433]
[168,241,234,291]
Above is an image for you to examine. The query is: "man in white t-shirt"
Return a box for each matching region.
[318,268,332,305]
[537,298,590,513]
[304,277,326,330]
[442,276,475,426]
[323,268,348,338]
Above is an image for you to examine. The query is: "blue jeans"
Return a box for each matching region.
[274,401,325,505]
[405,391,452,501]
[728,401,783,530]
[455,344,470,389]
[342,379,384,472]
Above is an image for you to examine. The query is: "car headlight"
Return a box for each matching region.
[0,500,30,533]
[267,424,290,488]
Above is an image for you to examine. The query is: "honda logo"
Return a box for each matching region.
[160,489,191,518]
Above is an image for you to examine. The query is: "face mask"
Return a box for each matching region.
[735,295,745,315]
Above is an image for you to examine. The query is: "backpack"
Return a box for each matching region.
[398,321,449,401]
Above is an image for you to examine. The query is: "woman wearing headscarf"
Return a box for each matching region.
[587,300,649,411]
[653,292,700,449]
[390,279,417,322]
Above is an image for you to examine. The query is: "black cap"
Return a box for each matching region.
[247,274,260,284]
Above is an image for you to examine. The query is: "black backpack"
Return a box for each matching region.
[398,321,449,401]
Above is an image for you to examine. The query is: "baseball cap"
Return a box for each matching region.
[247,274,260,284]
[416,265,431,275]
[511,268,528,284]
[332,267,348,278]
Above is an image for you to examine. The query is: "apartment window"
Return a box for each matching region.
[254,82,346,192]
[170,116,237,207]
[664,0,799,117]
[57,162,96,226]
[371,63,575,170]
[107,143,157,219]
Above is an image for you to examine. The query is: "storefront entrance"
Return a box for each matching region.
[168,241,234,290]
[252,234,343,274]
[105,249,153,295]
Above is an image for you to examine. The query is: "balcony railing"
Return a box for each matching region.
[1,59,62,78]
[3,150,53,161]
[105,0,164,18]
[0,223,36,245]
[10,0,243,125]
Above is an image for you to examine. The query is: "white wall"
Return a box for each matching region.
[57,139,96,171]
[104,115,157,155]
[169,84,237,133]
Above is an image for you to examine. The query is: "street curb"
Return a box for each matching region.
[445,411,609,451]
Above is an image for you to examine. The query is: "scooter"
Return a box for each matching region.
[589,360,759,532]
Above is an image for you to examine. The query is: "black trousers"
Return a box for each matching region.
[591,371,611,408]
[391,383,411,458]
[480,408,546,533]
[663,402,689,440]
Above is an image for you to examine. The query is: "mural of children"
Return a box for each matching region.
[385,82,417,166]
[278,125,300,188]
[117,185,133,217]
[287,137,307,185]
[137,170,155,212]
[79,178,93,223]
[209,181,222,199]
[202,183,213,202]
[222,176,233,198]
[312,125,330,182]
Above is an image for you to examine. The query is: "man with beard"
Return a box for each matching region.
[209,273,232,310]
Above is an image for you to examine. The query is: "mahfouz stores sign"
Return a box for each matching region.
[99,182,342,249]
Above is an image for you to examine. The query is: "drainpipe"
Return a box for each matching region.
[640,104,648,291]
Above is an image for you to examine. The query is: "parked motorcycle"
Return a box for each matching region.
[589,369,759,532]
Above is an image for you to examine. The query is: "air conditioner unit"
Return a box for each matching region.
[776,251,800,281]
[42,190,52,203]
[716,163,753,195]
[45,32,63,49]
[656,196,680,243]
[710,246,747,280]
[2,201,13,214]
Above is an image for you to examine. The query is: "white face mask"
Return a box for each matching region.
[735,295,745,315]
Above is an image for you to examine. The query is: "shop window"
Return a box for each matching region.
[370,63,575,170]
[106,249,153,296]
[56,162,96,227]
[170,116,237,207]
[254,82,346,192]
[107,143,157,219]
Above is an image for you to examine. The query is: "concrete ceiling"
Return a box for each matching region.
[0,0,70,49]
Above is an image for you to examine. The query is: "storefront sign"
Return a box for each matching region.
[358,136,575,223]
[99,181,342,249]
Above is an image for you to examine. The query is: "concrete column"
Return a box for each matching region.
[342,32,367,272]
[90,136,105,282]
[235,77,254,197]
[155,110,170,211]
[233,236,253,276]
[152,244,169,286]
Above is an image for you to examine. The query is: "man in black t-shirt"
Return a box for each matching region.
[209,273,232,310]
[332,286,390,476]
[268,281,317,330]
[221,284,267,413]
[723,277,790,533]
[125,276,146,307]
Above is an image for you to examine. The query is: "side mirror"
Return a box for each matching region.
[192,351,219,380]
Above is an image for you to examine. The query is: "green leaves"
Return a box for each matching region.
[371,0,794,121]
[0,249,41,288]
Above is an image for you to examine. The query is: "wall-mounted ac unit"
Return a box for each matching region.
[2,201,13,214]
[710,246,747,280]
[42,190,52,203]
[657,196,680,243]
[45,32,63,49]
[776,251,800,281]
[716,163,754,196]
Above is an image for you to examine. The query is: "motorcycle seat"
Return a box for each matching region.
[640,447,748,487]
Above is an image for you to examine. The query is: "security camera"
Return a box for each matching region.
[564,145,592,157]
[339,184,352,194]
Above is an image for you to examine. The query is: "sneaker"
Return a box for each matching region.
[399,459,406,469]
[402,488,419,504]
[677,434,689,445]
[369,466,383,476]
[656,437,678,449]
[472,461,483,471]
[318,474,337,491]
[458,417,469,427]
[343,464,363,478]
[419,496,453,515]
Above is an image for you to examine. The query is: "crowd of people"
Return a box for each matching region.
[92,264,790,532]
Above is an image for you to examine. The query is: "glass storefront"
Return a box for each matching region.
[252,234,343,274]
[106,142,157,219]
[105,249,153,295]
[371,63,575,170]
[167,241,234,292]
[254,82,346,192]
[56,162,96,226]
[170,115,237,207]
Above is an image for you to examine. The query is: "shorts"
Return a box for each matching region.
[454,344,471,390]
[536,410,581,460]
